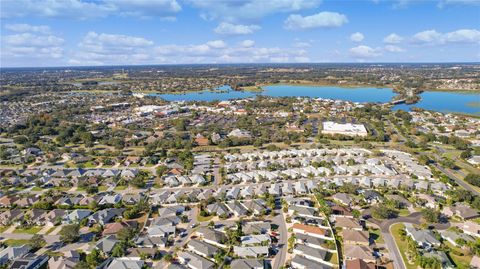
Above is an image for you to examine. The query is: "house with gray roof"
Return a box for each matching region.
[291,255,331,269]
[106,258,144,269]
[177,251,215,269]
[293,244,328,263]
[233,246,269,258]
[0,245,30,265]
[230,259,265,269]
[405,223,441,250]
[187,239,220,258]
[63,209,92,224]
[95,235,119,254]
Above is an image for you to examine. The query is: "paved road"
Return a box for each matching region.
[366,211,450,269]
[433,162,479,196]
[271,210,287,269]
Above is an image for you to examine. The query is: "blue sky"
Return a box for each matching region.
[1,0,479,67]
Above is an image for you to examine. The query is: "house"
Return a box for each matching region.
[158,205,185,217]
[98,194,122,205]
[332,192,353,206]
[440,230,475,247]
[233,246,269,258]
[9,255,49,269]
[335,216,363,231]
[88,208,124,226]
[206,202,231,217]
[106,258,144,269]
[63,209,92,224]
[243,222,270,235]
[0,209,24,225]
[293,244,328,263]
[0,245,30,265]
[226,201,249,217]
[345,258,376,269]
[291,255,331,269]
[241,234,271,246]
[423,251,454,269]
[471,256,480,269]
[177,251,215,269]
[135,235,167,248]
[230,259,265,269]
[122,194,144,205]
[404,223,441,249]
[343,245,376,263]
[442,204,480,220]
[102,221,137,236]
[295,234,326,250]
[243,200,268,216]
[125,247,155,259]
[195,134,209,146]
[292,223,330,240]
[196,228,228,248]
[228,129,252,139]
[95,235,119,254]
[457,221,480,237]
[342,230,370,246]
[48,251,80,269]
[187,239,220,258]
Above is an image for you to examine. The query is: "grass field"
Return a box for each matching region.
[391,223,419,269]
[197,214,214,222]
[445,241,473,269]
[4,239,30,246]
[13,226,42,234]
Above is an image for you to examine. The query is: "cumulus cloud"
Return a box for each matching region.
[69,32,154,65]
[383,33,403,44]
[412,29,480,45]
[349,45,382,59]
[384,45,405,52]
[206,40,227,49]
[284,11,348,30]
[5,23,51,34]
[214,22,261,35]
[188,0,320,22]
[1,0,181,19]
[1,31,65,62]
[240,40,255,48]
[293,41,312,48]
[350,32,364,42]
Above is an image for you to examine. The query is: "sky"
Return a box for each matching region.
[1,0,479,67]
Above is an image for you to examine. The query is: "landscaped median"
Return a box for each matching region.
[390,223,418,269]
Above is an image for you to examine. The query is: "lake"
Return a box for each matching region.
[393,91,480,115]
[150,85,480,115]
[152,85,396,103]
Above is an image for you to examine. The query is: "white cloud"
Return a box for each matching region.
[4,33,64,47]
[5,23,51,34]
[383,33,403,44]
[284,11,348,30]
[293,41,311,48]
[412,29,480,45]
[214,22,261,35]
[444,29,480,43]
[438,0,480,7]
[1,0,181,19]
[240,40,255,48]
[69,32,154,65]
[188,0,321,22]
[349,45,382,59]
[1,31,65,62]
[154,40,308,64]
[350,32,364,42]
[206,40,227,49]
[384,45,405,52]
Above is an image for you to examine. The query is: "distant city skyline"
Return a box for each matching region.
[1,0,480,67]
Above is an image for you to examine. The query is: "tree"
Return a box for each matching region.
[371,205,397,220]
[421,209,440,223]
[111,243,126,257]
[59,224,80,243]
[28,234,45,250]
[86,248,102,267]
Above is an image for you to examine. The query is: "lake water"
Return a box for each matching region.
[150,85,480,115]
[393,91,480,115]
[153,85,395,103]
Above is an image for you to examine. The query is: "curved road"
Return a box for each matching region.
[366,212,450,269]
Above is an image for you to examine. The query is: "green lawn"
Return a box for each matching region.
[391,223,419,269]
[31,186,43,191]
[4,239,30,246]
[114,185,127,191]
[445,241,473,269]
[0,226,10,233]
[45,226,57,235]
[398,208,411,216]
[369,227,384,244]
[13,226,42,234]
[197,214,214,222]
[98,185,108,191]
